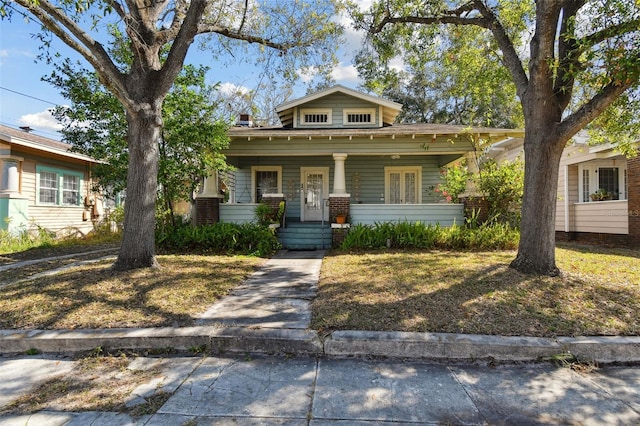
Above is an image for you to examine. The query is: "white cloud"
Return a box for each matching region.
[19,108,62,132]
[218,82,250,97]
[332,62,360,83]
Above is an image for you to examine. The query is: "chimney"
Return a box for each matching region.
[238,114,253,127]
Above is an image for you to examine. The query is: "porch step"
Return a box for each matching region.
[278,222,332,250]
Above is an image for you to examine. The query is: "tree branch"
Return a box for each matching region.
[580,17,640,48]
[196,23,293,51]
[105,0,127,20]
[557,80,634,142]
[553,0,585,111]
[369,1,529,100]
[158,0,207,96]
[12,0,131,107]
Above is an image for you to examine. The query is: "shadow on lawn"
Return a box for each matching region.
[0,257,258,330]
[313,250,640,337]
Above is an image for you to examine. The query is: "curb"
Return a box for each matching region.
[2,327,640,363]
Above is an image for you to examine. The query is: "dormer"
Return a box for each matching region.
[275,85,402,129]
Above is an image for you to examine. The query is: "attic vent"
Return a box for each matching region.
[301,108,332,125]
[347,113,372,123]
[304,113,328,123]
[344,108,375,125]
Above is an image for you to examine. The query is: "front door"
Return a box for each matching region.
[301,167,329,222]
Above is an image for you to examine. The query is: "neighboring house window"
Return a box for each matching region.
[598,167,619,200]
[578,161,627,202]
[344,108,376,125]
[385,166,422,204]
[582,169,590,203]
[251,166,282,203]
[300,108,332,125]
[36,166,83,206]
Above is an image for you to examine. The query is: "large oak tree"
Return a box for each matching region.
[2,0,342,270]
[354,0,640,275]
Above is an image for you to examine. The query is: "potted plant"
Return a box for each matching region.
[333,209,348,224]
[255,202,275,226]
[590,188,611,201]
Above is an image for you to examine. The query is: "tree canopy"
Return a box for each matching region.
[2,0,344,270]
[354,0,640,275]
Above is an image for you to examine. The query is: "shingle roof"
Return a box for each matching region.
[0,124,98,163]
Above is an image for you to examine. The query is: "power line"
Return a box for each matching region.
[0,86,59,106]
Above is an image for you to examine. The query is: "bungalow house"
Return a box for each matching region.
[0,124,104,236]
[485,137,640,247]
[196,85,523,249]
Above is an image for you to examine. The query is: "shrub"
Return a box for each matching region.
[156,221,280,256]
[340,221,518,251]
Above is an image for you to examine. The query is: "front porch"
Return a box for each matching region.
[217,202,463,249]
[219,202,464,227]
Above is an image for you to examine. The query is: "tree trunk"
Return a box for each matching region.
[510,130,565,276]
[112,108,162,270]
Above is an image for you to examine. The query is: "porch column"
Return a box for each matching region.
[195,174,222,226]
[1,159,20,193]
[628,149,640,248]
[332,153,348,195]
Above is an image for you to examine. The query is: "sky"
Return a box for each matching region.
[0,4,370,141]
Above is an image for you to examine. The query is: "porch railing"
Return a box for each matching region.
[219,202,464,227]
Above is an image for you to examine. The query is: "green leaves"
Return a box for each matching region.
[340,221,519,251]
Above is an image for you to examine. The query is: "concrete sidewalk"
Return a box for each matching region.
[1,353,640,425]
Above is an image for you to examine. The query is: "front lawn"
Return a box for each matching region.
[0,255,264,329]
[311,244,640,337]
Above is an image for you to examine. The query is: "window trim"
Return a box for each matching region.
[343,108,376,125]
[577,160,627,203]
[384,166,422,204]
[300,108,332,125]
[36,165,84,206]
[250,166,282,203]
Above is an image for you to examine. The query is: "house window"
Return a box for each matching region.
[251,166,282,203]
[36,166,83,206]
[39,171,58,204]
[385,166,422,204]
[300,108,332,125]
[344,108,376,125]
[578,161,627,202]
[598,167,619,200]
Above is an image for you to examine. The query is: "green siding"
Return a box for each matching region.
[0,197,29,233]
[351,204,464,226]
[297,92,380,128]
[226,154,450,221]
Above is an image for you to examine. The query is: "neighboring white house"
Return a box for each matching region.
[486,136,639,247]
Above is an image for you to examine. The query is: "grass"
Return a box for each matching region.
[1,239,638,337]
[0,254,264,329]
[1,352,171,416]
[311,244,640,337]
